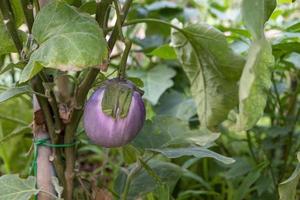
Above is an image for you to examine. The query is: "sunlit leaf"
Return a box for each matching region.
[20,1,108,82]
[171,22,244,128]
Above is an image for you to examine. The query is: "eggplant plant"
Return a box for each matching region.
[0,0,299,200]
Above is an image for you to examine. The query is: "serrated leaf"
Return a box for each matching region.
[128,65,176,105]
[149,147,235,165]
[132,116,219,149]
[171,23,244,128]
[237,40,274,130]
[20,1,108,82]
[0,86,32,103]
[241,0,276,39]
[115,160,181,200]
[0,175,39,200]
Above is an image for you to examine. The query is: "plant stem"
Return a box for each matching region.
[246,131,258,164]
[21,0,34,33]
[118,39,132,79]
[0,0,23,54]
[31,77,65,187]
[107,0,133,49]
[63,1,133,199]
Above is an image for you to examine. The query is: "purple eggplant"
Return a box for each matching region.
[83,79,145,147]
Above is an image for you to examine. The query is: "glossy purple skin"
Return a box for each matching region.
[83,85,146,147]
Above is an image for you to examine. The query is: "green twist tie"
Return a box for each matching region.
[30,138,78,200]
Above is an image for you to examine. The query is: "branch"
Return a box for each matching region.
[63,1,133,199]
[31,77,65,187]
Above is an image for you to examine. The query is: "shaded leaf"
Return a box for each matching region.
[0,86,32,103]
[115,160,182,200]
[149,147,235,165]
[128,65,176,105]
[0,175,38,200]
[171,22,244,128]
[233,170,261,200]
[155,90,197,121]
[20,1,108,82]
[132,116,219,149]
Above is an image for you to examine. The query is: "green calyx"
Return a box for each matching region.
[101,80,133,119]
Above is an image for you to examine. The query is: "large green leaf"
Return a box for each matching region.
[128,65,176,105]
[20,1,108,82]
[237,40,274,130]
[0,175,38,200]
[132,116,220,149]
[242,0,276,39]
[237,0,276,131]
[115,160,182,200]
[171,22,245,128]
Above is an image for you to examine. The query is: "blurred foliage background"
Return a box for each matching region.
[0,0,300,199]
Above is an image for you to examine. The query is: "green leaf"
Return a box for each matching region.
[233,170,261,200]
[0,175,38,200]
[171,22,245,128]
[132,116,220,149]
[155,90,197,121]
[149,147,235,165]
[279,154,300,200]
[128,65,176,105]
[241,0,276,39]
[0,15,17,55]
[20,1,108,82]
[0,86,32,103]
[0,61,26,75]
[237,39,274,131]
[115,160,182,200]
[0,126,31,145]
[148,44,177,60]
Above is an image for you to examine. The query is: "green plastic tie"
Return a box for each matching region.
[30,138,78,200]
